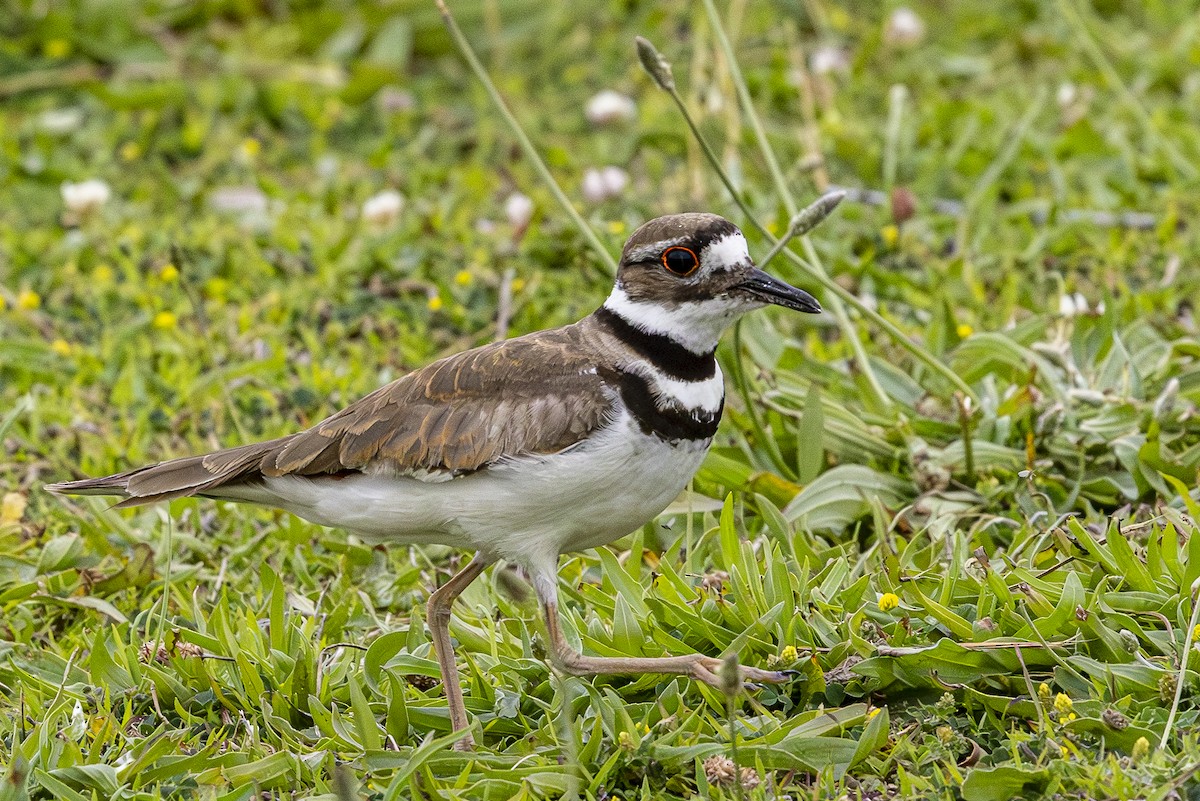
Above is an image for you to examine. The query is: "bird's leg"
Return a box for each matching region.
[532,567,789,688]
[426,553,490,751]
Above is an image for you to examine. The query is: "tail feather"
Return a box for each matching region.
[45,438,290,508]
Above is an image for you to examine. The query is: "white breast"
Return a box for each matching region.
[648,363,725,412]
[221,410,711,572]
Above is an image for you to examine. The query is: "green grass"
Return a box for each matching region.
[4,0,1200,798]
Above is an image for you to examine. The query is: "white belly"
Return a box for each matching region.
[224,411,710,569]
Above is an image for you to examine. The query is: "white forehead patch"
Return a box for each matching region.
[701,232,750,274]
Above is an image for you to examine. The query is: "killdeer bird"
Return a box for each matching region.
[47,212,822,749]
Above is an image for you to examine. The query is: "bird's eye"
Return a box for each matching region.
[661,246,699,276]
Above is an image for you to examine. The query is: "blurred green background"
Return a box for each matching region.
[3,0,1200,798]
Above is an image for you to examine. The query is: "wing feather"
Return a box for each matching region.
[46,321,615,506]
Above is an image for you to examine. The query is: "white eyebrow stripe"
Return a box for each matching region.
[625,237,687,264]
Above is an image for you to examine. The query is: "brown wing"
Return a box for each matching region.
[47,321,615,506]
[260,324,611,476]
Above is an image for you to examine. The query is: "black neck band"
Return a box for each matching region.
[594,305,716,382]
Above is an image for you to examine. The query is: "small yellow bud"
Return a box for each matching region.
[881,225,900,247]
[607,220,626,235]
[617,730,634,751]
[454,270,473,287]
[0,294,6,311]
[1131,736,1150,763]
[878,592,900,612]
[153,311,177,330]
[510,277,526,293]
[94,264,114,283]
[956,323,973,338]
[120,142,141,162]
[867,707,882,720]
[427,295,443,312]
[159,264,179,282]
[780,645,799,663]
[44,39,71,59]
[241,138,261,158]
[1,493,27,525]
[205,277,229,298]
[51,339,72,356]
[1053,692,1073,715]
[17,289,41,310]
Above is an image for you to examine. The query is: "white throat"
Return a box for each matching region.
[602,285,746,355]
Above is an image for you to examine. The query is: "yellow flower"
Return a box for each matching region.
[1192,623,1200,640]
[881,225,900,247]
[1,493,26,525]
[18,289,41,310]
[120,142,141,162]
[956,323,973,338]
[780,645,799,663]
[427,295,443,312]
[1053,692,1073,715]
[153,311,177,330]
[240,138,261,158]
[1038,682,1052,703]
[122,224,144,245]
[0,295,6,312]
[454,270,473,287]
[94,264,114,284]
[878,592,900,612]
[636,721,651,735]
[607,220,626,235]
[617,730,634,751]
[160,264,179,282]
[1132,736,1150,763]
[510,277,526,293]
[51,339,72,356]
[767,221,780,235]
[43,39,71,59]
[205,277,229,299]
[867,707,882,720]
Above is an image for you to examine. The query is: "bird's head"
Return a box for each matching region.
[604,213,821,354]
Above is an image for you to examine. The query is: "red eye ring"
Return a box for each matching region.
[662,246,699,276]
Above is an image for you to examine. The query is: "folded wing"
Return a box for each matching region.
[47,325,613,507]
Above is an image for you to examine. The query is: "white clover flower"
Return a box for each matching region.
[504,192,534,229]
[362,190,404,228]
[40,108,84,135]
[582,166,629,203]
[884,7,926,47]
[208,185,268,216]
[61,179,111,215]
[810,45,850,76]
[1057,82,1078,109]
[585,90,637,125]
[1059,292,1090,317]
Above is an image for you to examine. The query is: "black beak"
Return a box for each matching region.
[735,269,822,314]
